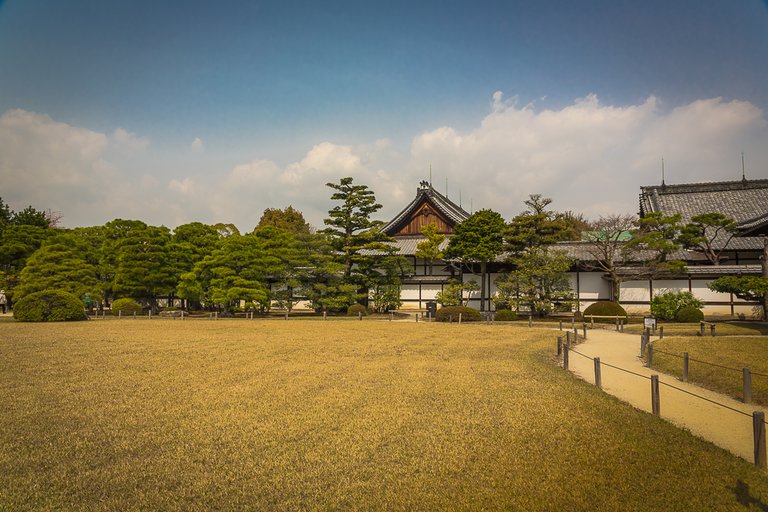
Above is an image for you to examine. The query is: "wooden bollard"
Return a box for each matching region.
[651,375,660,416]
[700,322,705,336]
[594,357,602,389]
[389,312,393,322]
[133,311,137,320]
[323,311,327,320]
[647,344,654,368]
[682,352,689,382]
[528,315,532,328]
[711,324,716,337]
[615,318,619,331]
[566,331,571,344]
[559,320,563,331]
[148,310,152,320]
[620,320,624,332]
[557,336,563,356]
[640,334,647,357]
[582,323,587,339]
[285,312,289,320]
[573,326,578,341]
[590,316,594,328]
[415,313,419,322]
[744,368,753,404]
[215,311,218,320]
[659,325,664,339]
[754,411,767,469]
[458,313,462,324]
[563,344,570,370]
[118,310,122,319]
[358,311,362,321]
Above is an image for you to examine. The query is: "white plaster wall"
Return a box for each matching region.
[651,280,689,295]
[691,280,728,302]
[399,285,421,301]
[421,284,443,302]
[577,272,611,300]
[619,280,651,302]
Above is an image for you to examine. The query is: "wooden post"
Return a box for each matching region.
[559,320,563,331]
[640,334,646,357]
[133,311,136,320]
[594,357,602,389]
[557,336,563,356]
[590,316,594,328]
[528,315,532,328]
[615,318,619,332]
[711,324,716,337]
[571,316,575,328]
[682,352,689,382]
[566,331,571,344]
[358,311,363,321]
[700,322,705,336]
[215,311,218,320]
[647,344,653,368]
[744,368,753,404]
[582,323,587,340]
[323,310,327,320]
[389,312,393,322]
[415,313,419,323]
[118,310,122,319]
[285,312,289,320]
[148,310,152,320]
[563,344,569,370]
[620,320,624,332]
[659,326,664,339]
[458,313,462,324]
[573,326,578,341]
[651,375,660,416]
[754,411,767,469]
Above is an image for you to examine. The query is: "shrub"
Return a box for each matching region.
[435,306,481,322]
[111,298,142,316]
[347,304,368,316]
[583,301,627,322]
[13,290,87,322]
[494,309,517,321]
[650,291,704,321]
[675,306,704,323]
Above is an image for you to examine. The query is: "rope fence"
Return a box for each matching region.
[558,336,768,469]
[650,346,768,378]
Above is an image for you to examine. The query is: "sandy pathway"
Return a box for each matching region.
[561,327,767,464]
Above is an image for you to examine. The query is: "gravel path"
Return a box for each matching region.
[563,327,767,464]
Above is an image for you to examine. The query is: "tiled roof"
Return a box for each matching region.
[639,178,768,250]
[736,210,768,236]
[361,235,451,256]
[382,183,470,235]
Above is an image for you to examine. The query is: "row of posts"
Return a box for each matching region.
[563,335,766,469]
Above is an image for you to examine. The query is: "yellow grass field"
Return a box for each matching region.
[1,319,767,510]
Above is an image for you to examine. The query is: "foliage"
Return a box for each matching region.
[583,301,627,320]
[111,298,142,315]
[0,197,12,227]
[255,206,311,234]
[15,231,101,302]
[625,212,686,275]
[505,194,580,254]
[435,279,478,307]
[677,213,736,265]
[369,283,402,313]
[435,305,481,322]
[444,209,505,311]
[494,309,517,321]
[415,223,445,275]
[675,306,704,323]
[650,291,704,321]
[497,247,575,316]
[346,303,368,316]
[10,205,50,228]
[12,290,87,322]
[582,214,637,301]
[709,275,768,321]
[0,224,51,300]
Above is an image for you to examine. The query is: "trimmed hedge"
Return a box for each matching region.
[583,301,627,321]
[347,304,368,316]
[111,298,142,316]
[494,309,517,321]
[13,290,87,322]
[435,306,481,322]
[675,306,704,323]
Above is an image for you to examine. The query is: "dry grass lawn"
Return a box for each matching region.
[651,336,768,406]
[1,319,768,510]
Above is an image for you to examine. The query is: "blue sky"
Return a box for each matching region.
[1,0,767,229]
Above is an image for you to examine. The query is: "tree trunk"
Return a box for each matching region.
[480,261,487,312]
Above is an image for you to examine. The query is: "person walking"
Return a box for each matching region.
[0,290,7,314]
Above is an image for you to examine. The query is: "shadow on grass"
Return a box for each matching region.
[733,480,768,511]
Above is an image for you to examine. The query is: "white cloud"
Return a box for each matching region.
[2,95,766,232]
[190,137,204,153]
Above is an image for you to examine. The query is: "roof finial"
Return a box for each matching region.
[429,164,432,186]
[742,152,747,183]
[445,177,448,198]
[661,157,666,188]
[459,190,462,208]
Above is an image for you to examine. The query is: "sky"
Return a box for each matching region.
[1,0,767,231]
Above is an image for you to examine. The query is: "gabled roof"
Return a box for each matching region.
[381,181,470,236]
[639,178,768,251]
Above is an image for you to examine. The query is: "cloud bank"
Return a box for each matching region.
[1,94,766,231]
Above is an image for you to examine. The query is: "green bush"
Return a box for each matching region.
[675,306,704,323]
[111,298,142,316]
[583,301,627,322]
[13,290,87,322]
[347,304,368,316]
[650,291,704,321]
[435,306,481,322]
[494,309,517,321]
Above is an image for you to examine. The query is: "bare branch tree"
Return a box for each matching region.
[581,214,636,301]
